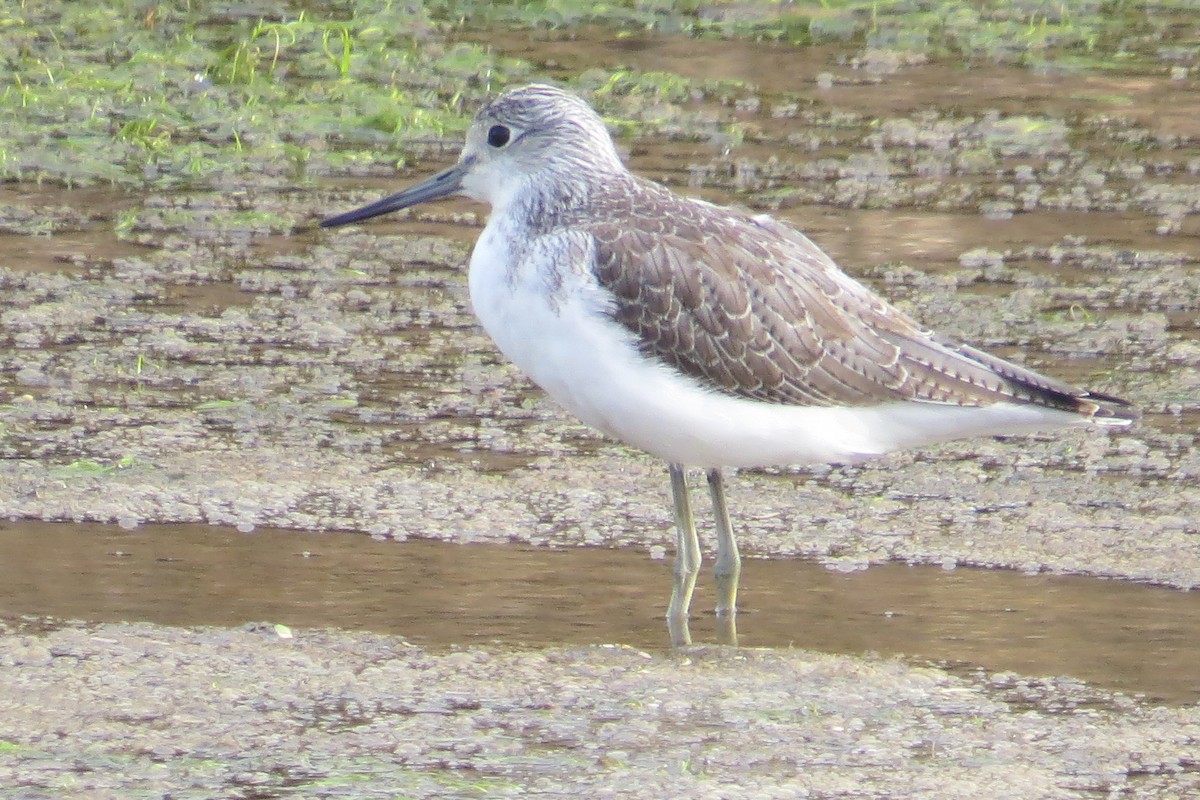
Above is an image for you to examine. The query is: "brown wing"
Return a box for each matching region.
[586,184,1135,421]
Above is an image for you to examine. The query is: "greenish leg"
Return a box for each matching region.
[707,467,741,620]
[666,462,700,646]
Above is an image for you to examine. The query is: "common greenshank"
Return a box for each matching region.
[322,84,1136,643]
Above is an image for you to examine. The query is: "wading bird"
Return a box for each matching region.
[322,84,1135,644]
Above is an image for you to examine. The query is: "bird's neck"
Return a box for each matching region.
[498,167,632,234]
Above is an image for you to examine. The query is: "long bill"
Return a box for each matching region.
[320,159,471,228]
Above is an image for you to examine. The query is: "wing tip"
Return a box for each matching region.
[1077,391,1139,427]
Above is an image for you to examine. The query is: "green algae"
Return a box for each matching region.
[3,1,1193,193]
[1,2,527,189]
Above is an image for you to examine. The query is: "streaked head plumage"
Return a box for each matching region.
[456,84,625,206]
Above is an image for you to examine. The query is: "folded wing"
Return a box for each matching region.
[587,186,1135,424]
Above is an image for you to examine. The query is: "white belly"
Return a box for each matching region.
[466,224,1084,469]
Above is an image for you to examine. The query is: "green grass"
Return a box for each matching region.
[1,2,527,189]
[47,455,142,479]
[434,0,1182,67]
[1,0,1188,191]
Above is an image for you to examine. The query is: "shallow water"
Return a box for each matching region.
[3,519,1197,705]
[3,11,1199,759]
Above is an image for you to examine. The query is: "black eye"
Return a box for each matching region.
[487,124,511,148]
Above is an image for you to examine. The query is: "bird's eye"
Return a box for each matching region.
[487,125,511,148]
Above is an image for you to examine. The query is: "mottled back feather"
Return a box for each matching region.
[538,174,1134,423]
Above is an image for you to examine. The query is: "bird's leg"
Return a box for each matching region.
[707,467,741,620]
[666,463,700,645]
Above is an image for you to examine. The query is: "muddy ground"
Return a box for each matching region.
[2,3,1200,798]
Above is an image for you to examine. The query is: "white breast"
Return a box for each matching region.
[467,221,1086,469]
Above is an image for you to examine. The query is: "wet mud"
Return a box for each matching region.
[3,622,1200,799]
[2,5,1200,798]
[3,520,1200,706]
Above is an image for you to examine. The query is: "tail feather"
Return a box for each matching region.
[946,338,1138,426]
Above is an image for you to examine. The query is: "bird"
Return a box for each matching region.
[321,83,1136,643]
